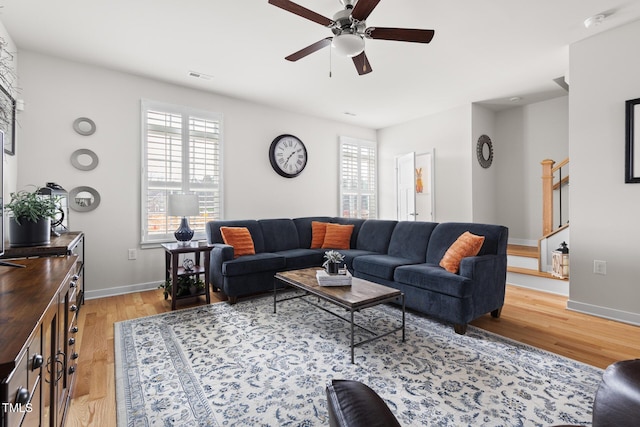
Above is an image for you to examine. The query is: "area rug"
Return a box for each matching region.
[115,293,602,426]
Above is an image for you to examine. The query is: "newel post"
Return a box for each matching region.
[541,159,555,236]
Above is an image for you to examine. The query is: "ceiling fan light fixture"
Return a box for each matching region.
[332,33,365,57]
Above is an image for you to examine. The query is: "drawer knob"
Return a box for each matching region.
[16,387,29,405]
[72,274,80,281]
[70,281,77,288]
[70,304,78,312]
[71,326,79,334]
[71,352,79,360]
[68,337,75,346]
[68,366,76,375]
[32,354,44,370]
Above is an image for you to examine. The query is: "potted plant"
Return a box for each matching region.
[159,276,205,299]
[5,187,59,247]
[323,250,345,275]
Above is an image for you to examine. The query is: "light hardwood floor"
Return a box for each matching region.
[66,285,640,426]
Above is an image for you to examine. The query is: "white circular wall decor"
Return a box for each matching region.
[70,148,99,171]
[69,186,101,212]
[73,117,96,136]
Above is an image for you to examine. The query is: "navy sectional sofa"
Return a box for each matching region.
[206,217,508,334]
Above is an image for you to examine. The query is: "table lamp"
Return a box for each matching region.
[168,194,199,245]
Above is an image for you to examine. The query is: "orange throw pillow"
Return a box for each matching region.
[310,221,329,249]
[439,231,485,273]
[321,223,354,250]
[220,226,256,259]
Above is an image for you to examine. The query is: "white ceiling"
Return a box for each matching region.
[2,0,640,129]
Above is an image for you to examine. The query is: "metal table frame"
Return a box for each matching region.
[274,273,405,364]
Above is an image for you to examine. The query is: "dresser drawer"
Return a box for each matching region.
[3,329,42,427]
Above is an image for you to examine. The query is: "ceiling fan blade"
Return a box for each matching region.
[268,0,334,27]
[352,51,373,75]
[366,27,435,43]
[351,0,382,21]
[285,37,333,61]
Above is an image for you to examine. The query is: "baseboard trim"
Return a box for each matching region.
[508,238,537,247]
[85,281,162,300]
[507,273,569,296]
[567,299,640,327]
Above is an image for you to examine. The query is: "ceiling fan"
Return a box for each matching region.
[268,0,435,75]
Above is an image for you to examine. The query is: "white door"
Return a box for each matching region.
[415,150,435,221]
[396,152,416,221]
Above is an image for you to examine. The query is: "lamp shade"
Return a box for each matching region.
[168,194,199,217]
[332,33,365,57]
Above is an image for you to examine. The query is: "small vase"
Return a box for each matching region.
[326,262,338,275]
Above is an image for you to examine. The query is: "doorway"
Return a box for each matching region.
[396,150,435,221]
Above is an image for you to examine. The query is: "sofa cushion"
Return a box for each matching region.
[207,220,266,253]
[426,222,508,264]
[355,220,398,253]
[353,255,417,281]
[311,221,329,248]
[220,227,256,258]
[439,231,485,273]
[394,263,473,298]
[337,249,381,270]
[259,219,300,252]
[276,248,325,270]
[387,221,438,262]
[330,217,366,249]
[222,252,286,277]
[322,223,354,249]
[293,216,333,248]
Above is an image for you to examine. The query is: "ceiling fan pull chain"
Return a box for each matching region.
[329,44,333,78]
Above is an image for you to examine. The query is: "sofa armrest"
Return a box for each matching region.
[459,254,508,311]
[210,243,234,289]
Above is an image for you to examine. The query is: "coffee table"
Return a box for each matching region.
[274,268,405,364]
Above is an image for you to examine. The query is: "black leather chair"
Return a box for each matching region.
[590,358,640,426]
[326,379,400,427]
[327,360,640,427]
[554,358,640,427]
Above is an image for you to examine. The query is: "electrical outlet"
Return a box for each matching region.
[594,260,607,275]
[128,249,137,260]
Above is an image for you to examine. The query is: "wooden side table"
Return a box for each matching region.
[161,242,212,310]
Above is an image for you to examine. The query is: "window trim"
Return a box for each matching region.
[339,136,377,219]
[140,99,224,246]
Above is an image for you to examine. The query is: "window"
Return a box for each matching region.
[141,100,223,244]
[339,136,377,219]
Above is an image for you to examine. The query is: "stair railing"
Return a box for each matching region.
[541,158,569,236]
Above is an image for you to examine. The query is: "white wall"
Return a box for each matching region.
[568,19,640,324]
[494,96,569,243]
[16,51,376,298]
[471,104,497,224]
[377,105,473,222]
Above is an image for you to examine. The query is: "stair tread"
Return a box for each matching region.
[508,266,568,281]
[507,244,538,258]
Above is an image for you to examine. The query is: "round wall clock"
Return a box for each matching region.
[269,134,308,178]
[476,134,494,168]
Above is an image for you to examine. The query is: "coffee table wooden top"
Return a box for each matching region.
[275,268,402,309]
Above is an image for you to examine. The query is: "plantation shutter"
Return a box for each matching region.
[141,100,223,244]
[339,137,377,219]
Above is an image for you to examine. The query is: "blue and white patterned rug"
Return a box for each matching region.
[115,293,602,426]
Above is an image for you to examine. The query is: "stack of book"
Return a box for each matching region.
[316,269,352,287]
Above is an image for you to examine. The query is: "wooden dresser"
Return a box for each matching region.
[0,256,80,427]
[2,232,85,307]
